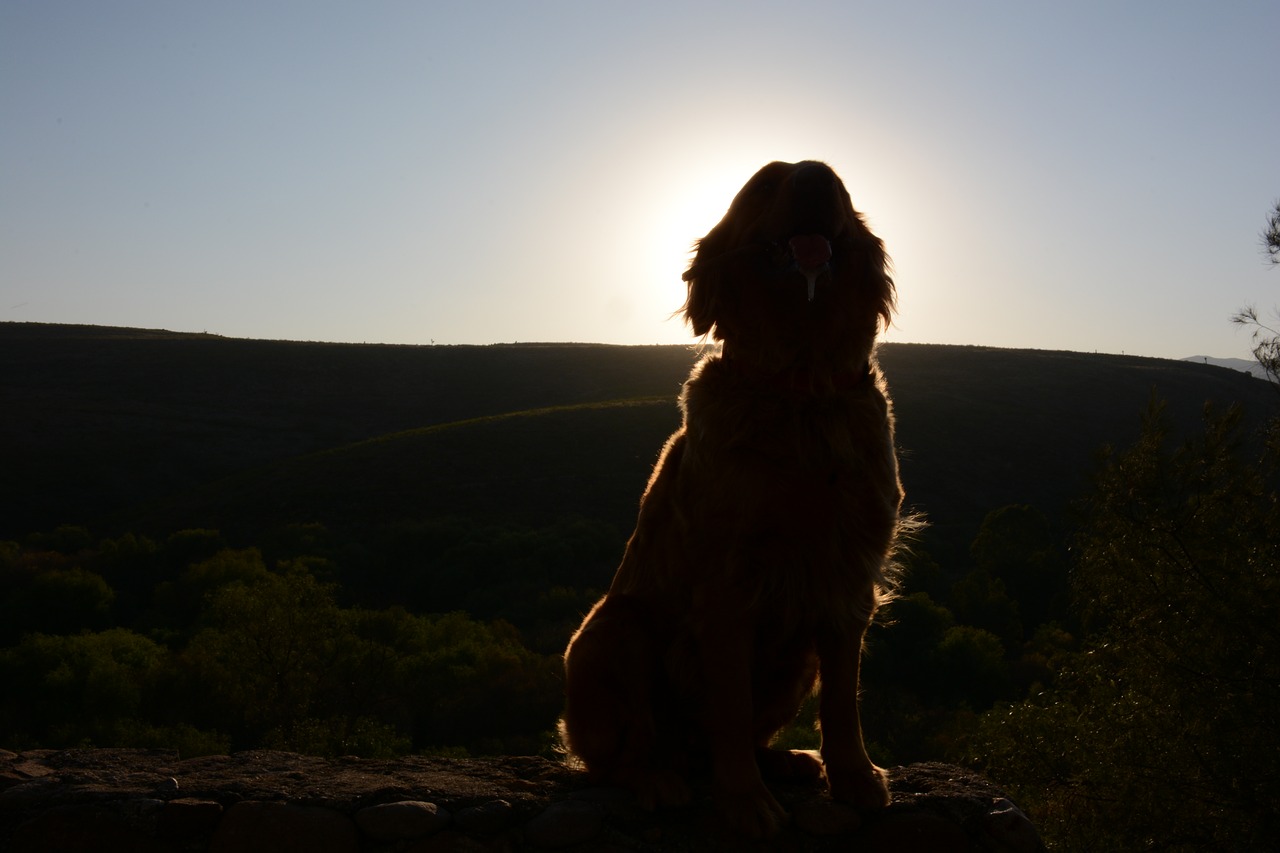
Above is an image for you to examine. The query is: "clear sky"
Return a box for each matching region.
[3,1,1278,360]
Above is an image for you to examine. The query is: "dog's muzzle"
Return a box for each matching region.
[789,234,832,301]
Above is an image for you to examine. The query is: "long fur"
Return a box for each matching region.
[561,160,908,837]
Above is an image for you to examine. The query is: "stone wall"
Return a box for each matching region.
[0,749,1043,851]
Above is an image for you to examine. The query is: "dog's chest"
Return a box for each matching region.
[684,401,896,549]
[675,372,900,584]
[683,384,895,505]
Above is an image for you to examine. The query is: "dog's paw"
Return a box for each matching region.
[716,780,789,838]
[628,767,692,811]
[826,762,890,810]
[756,747,824,783]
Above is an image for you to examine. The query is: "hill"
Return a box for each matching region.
[3,322,1276,562]
[0,323,697,539]
[1182,354,1266,375]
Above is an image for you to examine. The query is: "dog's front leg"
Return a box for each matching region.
[695,603,788,837]
[816,621,890,809]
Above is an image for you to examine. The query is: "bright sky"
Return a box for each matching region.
[3,1,1278,360]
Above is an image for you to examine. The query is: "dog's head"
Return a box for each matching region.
[682,160,894,370]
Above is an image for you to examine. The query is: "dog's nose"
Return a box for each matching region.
[788,163,840,228]
[792,162,835,193]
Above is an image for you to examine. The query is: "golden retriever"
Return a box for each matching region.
[562,160,906,836]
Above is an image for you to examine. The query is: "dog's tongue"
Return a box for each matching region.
[789,234,831,271]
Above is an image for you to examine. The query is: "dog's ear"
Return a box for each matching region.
[863,231,896,332]
[843,210,896,332]
[681,227,727,338]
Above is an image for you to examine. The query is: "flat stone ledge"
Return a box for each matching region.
[0,749,1043,851]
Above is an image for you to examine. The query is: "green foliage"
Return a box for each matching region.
[162,529,228,569]
[0,628,165,748]
[3,507,1072,763]
[0,528,569,758]
[0,564,116,642]
[26,525,94,555]
[769,693,821,752]
[0,500,1111,774]
[852,504,1076,764]
[934,626,1010,708]
[1012,622,1076,694]
[861,591,1014,763]
[353,516,617,652]
[968,403,1280,851]
[183,562,344,739]
[406,612,562,754]
[970,505,1068,631]
[0,540,18,571]
[165,555,565,756]
[150,547,271,636]
[948,568,1022,652]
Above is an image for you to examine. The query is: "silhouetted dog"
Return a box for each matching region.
[562,160,907,836]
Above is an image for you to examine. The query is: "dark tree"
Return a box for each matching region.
[968,402,1280,851]
[1263,199,1280,265]
[1232,304,1280,386]
[1232,200,1280,386]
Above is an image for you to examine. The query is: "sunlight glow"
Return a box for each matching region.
[618,126,928,344]
[637,159,753,328]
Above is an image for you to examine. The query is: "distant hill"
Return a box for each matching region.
[3,323,1276,565]
[1182,355,1266,376]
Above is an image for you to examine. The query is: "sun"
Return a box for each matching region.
[600,116,913,344]
[624,155,786,340]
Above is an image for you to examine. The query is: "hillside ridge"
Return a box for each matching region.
[3,322,1274,547]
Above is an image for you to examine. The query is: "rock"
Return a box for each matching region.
[524,799,604,848]
[210,801,360,853]
[354,800,451,840]
[792,799,863,836]
[158,797,224,841]
[859,809,975,852]
[11,761,54,779]
[407,829,495,852]
[2,760,55,794]
[567,785,647,821]
[982,797,1045,853]
[9,806,170,853]
[453,798,515,834]
[0,749,1043,851]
